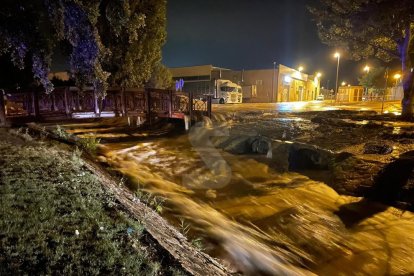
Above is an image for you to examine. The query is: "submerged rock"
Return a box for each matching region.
[363,143,393,155]
[205,189,217,199]
[288,144,333,171]
[219,136,252,154]
[251,137,271,154]
[330,152,383,196]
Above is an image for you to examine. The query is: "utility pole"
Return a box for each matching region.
[381,68,389,114]
[334,53,341,104]
[271,61,276,102]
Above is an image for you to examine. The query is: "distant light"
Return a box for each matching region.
[284,76,292,83]
[364,65,370,72]
[316,72,322,78]
[298,66,304,72]
[334,52,340,58]
[348,84,351,87]
[394,73,402,80]
[341,81,346,86]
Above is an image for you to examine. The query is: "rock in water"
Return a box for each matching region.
[251,137,270,154]
[363,143,393,155]
[205,189,217,199]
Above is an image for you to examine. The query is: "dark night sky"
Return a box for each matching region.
[162,0,375,89]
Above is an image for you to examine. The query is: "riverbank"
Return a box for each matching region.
[14,109,414,275]
[0,128,228,275]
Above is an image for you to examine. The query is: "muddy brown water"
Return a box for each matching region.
[66,121,414,275]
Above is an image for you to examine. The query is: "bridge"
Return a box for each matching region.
[1,87,212,126]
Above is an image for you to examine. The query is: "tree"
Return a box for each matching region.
[309,0,414,117]
[0,0,57,93]
[0,0,167,97]
[146,62,173,89]
[358,67,386,90]
[0,0,106,95]
[98,0,167,88]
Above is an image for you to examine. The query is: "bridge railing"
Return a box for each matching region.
[1,87,211,125]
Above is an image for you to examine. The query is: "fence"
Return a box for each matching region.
[1,87,212,125]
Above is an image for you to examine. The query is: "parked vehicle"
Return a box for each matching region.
[316,94,325,101]
[214,79,242,104]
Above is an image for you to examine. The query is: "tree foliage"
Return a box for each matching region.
[146,62,173,89]
[358,67,386,89]
[99,0,167,89]
[0,0,167,96]
[309,0,414,117]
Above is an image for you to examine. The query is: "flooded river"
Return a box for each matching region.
[68,120,414,275]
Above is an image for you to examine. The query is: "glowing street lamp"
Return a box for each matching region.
[298,66,304,72]
[341,81,347,86]
[315,72,322,100]
[334,52,341,98]
[364,65,370,73]
[394,73,402,86]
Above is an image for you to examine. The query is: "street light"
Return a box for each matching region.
[298,66,304,72]
[315,72,322,100]
[394,73,402,86]
[363,65,371,96]
[334,52,341,101]
[341,81,347,86]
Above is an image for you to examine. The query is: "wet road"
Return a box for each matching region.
[213,100,402,114]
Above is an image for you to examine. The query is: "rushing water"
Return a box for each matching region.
[69,121,414,275]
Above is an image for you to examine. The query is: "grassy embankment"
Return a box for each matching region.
[0,128,184,275]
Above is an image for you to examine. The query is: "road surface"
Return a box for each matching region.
[213,100,402,114]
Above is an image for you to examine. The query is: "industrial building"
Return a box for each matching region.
[169,64,321,103]
[337,86,364,102]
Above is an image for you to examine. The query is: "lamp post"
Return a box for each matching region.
[334,52,341,102]
[381,68,389,114]
[271,61,276,102]
[363,65,370,100]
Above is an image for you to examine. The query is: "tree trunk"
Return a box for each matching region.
[93,89,100,118]
[0,90,6,126]
[401,24,414,119]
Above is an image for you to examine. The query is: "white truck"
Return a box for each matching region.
[213,79,243,104]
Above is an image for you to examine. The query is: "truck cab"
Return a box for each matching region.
[214,79,242,104]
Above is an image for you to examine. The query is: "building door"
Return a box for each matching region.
[283,86,290,102]
[298,86,304,101]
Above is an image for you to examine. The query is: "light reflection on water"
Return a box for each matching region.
[100,135,414,275]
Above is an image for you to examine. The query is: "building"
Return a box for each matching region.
[387,85,403,101]
[276,65,320,102]
[48,71,70,81]
[169,64,320,103]
[337,86,364,102]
